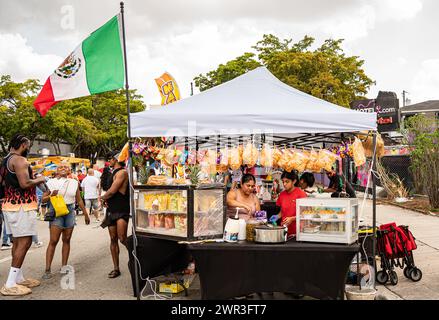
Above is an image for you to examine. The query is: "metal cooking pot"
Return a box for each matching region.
[254,225,288,243]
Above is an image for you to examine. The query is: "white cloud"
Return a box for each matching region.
[396,57,408,66]
[375,0,423,21]
[0,0,430,108]
[317,4,376,41]
[410,59,439,103]
[127,20,263,104]
[0,33,62,82]
[315,0,423,41]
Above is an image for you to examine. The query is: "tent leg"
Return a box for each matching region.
[128,142,141,300]
[372,131,377,289]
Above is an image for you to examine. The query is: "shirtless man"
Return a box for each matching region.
[101,152,130,279]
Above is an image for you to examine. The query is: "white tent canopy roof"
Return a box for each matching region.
[130,67,377,137]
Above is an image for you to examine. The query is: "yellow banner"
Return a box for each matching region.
[155,72,181,105]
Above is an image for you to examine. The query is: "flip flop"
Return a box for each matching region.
[108,270,121,278]
[42,271,53,280]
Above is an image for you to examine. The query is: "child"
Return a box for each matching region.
[270,171,307,236]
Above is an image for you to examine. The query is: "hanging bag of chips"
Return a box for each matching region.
[352,137,366,167]
[229,147,242,170]
[272,147,282,168]
[291,150,309,173]
[260,144,274,168]
[243,143,259,168]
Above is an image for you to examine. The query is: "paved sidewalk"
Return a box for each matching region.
[360,198,439,300]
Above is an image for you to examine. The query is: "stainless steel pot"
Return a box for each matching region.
[254,225,288,243]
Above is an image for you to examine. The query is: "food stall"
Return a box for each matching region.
[128,67,378,299]
[29,156,91,176]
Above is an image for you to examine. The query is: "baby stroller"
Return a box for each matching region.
[376,222,422,285]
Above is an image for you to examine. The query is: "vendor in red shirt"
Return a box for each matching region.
[270,171,307,236]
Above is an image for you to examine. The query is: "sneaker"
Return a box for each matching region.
[17,278,41,288]
[33,241,43,248]
[1,244,12,250]
[0,284,32,296]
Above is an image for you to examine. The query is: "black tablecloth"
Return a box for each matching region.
[127,235,190,297]
[188,239,359,300]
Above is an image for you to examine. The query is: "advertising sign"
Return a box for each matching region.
[350,92,400,132]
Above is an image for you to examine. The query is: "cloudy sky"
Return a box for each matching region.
[0,0,437,106]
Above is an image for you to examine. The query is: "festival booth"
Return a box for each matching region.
[29,156,91,176]
[127,67,378,299]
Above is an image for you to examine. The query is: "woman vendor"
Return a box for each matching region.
[269,171,307,236]
[226,174,260,221]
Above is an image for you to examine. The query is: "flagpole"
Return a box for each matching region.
[120,1,141,300]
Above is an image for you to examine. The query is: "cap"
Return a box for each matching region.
[106,151,119,161]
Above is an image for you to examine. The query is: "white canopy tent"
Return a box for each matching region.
[130,67,377,138]
[127,67,379,296]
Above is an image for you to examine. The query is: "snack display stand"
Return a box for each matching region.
[128,67,378,299]
[134,185,226,241]
[296,198,359,245]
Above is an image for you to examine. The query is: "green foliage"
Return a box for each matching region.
[0,76,146,158]
[404,114,439,209]
[194,34,375,107]
[194,53,262,92]
[0,75,42,153]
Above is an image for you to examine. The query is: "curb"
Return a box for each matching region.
[375,285,404,300]
[377,200,435,216]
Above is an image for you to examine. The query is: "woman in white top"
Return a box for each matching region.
[41,162,89,279]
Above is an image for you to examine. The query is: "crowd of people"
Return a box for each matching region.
[0,134,130,296]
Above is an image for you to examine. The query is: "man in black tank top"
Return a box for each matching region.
[1,134,46,296]
[101,152,130,279]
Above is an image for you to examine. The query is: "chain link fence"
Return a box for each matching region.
[346,155,414,194]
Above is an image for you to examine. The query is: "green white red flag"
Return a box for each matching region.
[34,14,125,117]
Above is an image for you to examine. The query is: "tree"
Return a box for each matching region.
[194,53,261,92]
[0,75,42,153]
[403,114,439,209]
[194,34,374,107]
[0,76,146,158]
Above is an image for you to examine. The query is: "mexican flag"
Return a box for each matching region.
[34,14,125,117]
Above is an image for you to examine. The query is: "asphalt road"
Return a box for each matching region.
[0,214,134,300]
[1,198,438,300]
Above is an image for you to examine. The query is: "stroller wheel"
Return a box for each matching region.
[389,271,398,285]
[403,267,413,279]
[376,271,389,284]
[409,268,422,282]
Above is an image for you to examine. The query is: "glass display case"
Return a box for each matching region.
[134,185,226,241]
[296,198,359,244]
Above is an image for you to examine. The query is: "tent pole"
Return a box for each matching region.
[372,131,377,289]
[120,2,140,300]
